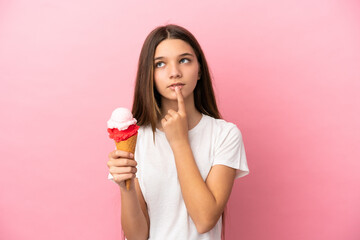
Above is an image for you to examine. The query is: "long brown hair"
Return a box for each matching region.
[131,24,226,239]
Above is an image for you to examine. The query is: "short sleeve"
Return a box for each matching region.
[213,124,249,179]
[108,172,115,182]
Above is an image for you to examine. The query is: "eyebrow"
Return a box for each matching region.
[154,53,194,61]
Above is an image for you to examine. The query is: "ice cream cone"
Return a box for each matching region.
[107,107,139,191]
[115,134,137,154]
[115,134,137,190]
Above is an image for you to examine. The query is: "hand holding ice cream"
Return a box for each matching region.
[107,108,139,190]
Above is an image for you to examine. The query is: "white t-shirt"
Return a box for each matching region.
[109,114,249,240]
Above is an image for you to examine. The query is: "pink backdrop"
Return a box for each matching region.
[1,1,359,239]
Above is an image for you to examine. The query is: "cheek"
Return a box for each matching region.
[188,67,200,84]
[154,70,166,82]
[154,72,166,92]
[190,62,200,79]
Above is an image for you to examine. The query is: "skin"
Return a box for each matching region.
[107,39,237,239]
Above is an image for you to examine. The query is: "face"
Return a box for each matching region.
[153,39,200,102]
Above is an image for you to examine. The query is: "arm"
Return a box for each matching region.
[108,151,150,240]
[172,141,236,233]
[161,87,236,233]
[120,178,150,240]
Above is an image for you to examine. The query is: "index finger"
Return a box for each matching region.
[175,86,186,114]
[110,150,134,159]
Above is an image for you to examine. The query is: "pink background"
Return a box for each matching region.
[1,1,359,239]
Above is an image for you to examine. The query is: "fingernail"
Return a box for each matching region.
[130,153,134,158]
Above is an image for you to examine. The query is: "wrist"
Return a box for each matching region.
[170,139,190,153]
[118,179,135,191]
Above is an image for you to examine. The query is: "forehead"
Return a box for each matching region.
[154,39,195,57]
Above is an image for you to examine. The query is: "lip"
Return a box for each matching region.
[168,82,185,90]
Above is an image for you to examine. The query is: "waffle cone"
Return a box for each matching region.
[115,134,137,153]
[115,134,137,190]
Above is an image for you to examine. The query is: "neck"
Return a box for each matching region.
[157,94,202,130]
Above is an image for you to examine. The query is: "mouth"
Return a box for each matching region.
[168,83,185,90]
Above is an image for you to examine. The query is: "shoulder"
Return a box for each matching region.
[136,125,154,144]
[202,114,242,140]
[199,115,244,154]
[138,125,152,135]
[205,114,249,178]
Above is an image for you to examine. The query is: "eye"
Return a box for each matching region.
[155,62,165,68]
[180,58,190,64]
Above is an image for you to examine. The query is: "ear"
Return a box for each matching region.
[198,71,201,80]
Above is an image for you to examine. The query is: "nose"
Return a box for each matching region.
[169,62,182,79]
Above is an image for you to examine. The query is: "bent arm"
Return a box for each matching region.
[172,142,236,234]
[120,178,150,240]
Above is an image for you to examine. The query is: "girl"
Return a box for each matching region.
[107,24,249,240]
